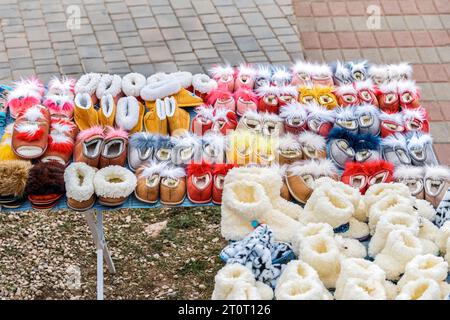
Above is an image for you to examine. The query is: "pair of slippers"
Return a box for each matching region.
[291,62,334,87]
[255,85,298,114]
[334,80,379,107]
[192,106,237,136]
[206,87,258,116]
[341,160,394,194]
[332,60,369,85]
[327,128,381,170]
[43,76,76,119]
[75,73,122,106]
[65,163,136,210]
[7,77,44,119]
[237,110,284,137]
[298,86,338,110]
[379,108,429,138]
[368,62,413,85]
[209,64,257,92]
[381,132,438,167]
[278,132,326,165]
[377,80,421,113]
[333,104,381,136]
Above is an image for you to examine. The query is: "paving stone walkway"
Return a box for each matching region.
[0,0,302,84]
[293,0,450,165]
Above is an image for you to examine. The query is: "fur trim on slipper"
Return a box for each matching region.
[279,133,301,151]
[256,65,271,80]
[209,65,234,79]
[48,76,75,97]
[129,132,158,150]
[122,73,146,97]
[75,73,101,95]
[292,61,314,76]
[369,65,390,84]
[312,63,332,78]
[206,88,233,105]
[424,165,450,181]
[140,75,181,101]
[137,160,168,178]
[336,84,358,97]
[76,125,104,143]
[48,132,74,154]
[279,102,308,120]
[388,62,413,81]
[397,254,448,290]
[172,71,192,88]
[348,60,368,80]
[255,85,279,97]
[277,85,298,98]
[64,162,96,202]
[397,80,419,95]
[298,131,326,151]
[332,61,352,85]
[94,166,137,199]
[7,77,44,118]
[353,133,381,152]
[146,72,169,84]
[115,96,141,131]
[394,165,424,180]
[0,160,32,196]
[160,165,186,179]
[237,64,256,78]
[288,159,337,178]
[192,73,217,94]
[305,102,335,122]
[96,74,122,99]
[25,162,66,196]
[271,67,291,85]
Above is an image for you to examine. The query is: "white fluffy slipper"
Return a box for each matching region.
[397,254,448,290]
[436,221,450,263]
[192,73,217,95]
[64,162,96,209]
[171,71,192,89]
[396,278,442,300]
[275,279,332,300]
[96,74,122,99]
[140,75,181,101]
[337,278,388,300]
[75,73,101,95]
[364,182,413,212]
[335,235,367,258]
[115,96,142,132]
[94,165,137,206]
[122,73,146,97]
[292,222,334,255]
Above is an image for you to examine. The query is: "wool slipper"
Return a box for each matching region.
[96,74,122,102]
[397,80,421,109]
[25,162,65,207]
[254,65,272,89]
[378,81,401,113]
[192,73,217,100]
[128,132,158,172]
[314,86,338,110]
[406,132,438,166]
[394,165,425,199]
[212,163,236,205]
[98,94,116,127]
[202,132,226,164]
[277,86,298,107]
[396,278,442,300]
[335,84,359,106]
[186,162,213,204]
[235,64,256,90]
[354,79,379,106]
[327,128,358,169]
[380,111,405,138]
[347,60,369,82]
[365,160,394,188]
[388,62,413,82]
[7,77,44,119]
[261,112,284,137]
[402,107,429,133]
[12,105,50,159]
[47,76,75,98]
[73,126,104,168]
[0,124,20,161]
[256,85,279,114]
[211,108,237,135]
[94,165,136,207]
[291,61,314,87]
[115,96,144,134]
[355,103,380,136]
[310,63,334,87]
[75,73,102,105]
[207,88,235,111]
[332,61,352,86]
[305,102,334,137]
[154,135,175,162]
[0,160,32,204]
[381,133,411,166]
[271,67,291,87]
[298,131,326,160]
[341,161,369,194]
[424,165,450,208]
[192,105,214,136]
[99,126,128,168]
[171,132,201,165]
[43,94,74,119]
[209,65,235,92]
[234,88,258,117]
[279,102,308,134]
[368,64,390,85]
[134,160,167,204]
[143,97,168,135]
[121,73,146,98]
[64,162,97,211]
[333,106,359,132]
[74,93,99,131]
[277,133,302,165]
[159,166,187,206]
[236,110,262,134]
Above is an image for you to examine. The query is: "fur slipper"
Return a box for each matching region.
[337,278,388,300]
[192,105,214,136]
[394,165,424,198]
[424,165,450,209]
[47,76,75,98]
[355,103,380,135]
[43,94,74,119]
[388,62,413,82]
[291,61,314,87]
[341,161,368,194]
[261,112,284,137]
[352,132,381,163]
[256,85,279,114]
[298,131,326,160]
[94,165,136,207]
[7,77,44,118]
[235,64,256,90]
[159,165,187,206]
[99,126,128,168]
[74,92,99,131]
[396,278,442,300]
[171,71,192,90]
[271,66,291,87]
[279,102,308,134]
[234,88,258,117]
[236,110,262,133]
[364,182,413,213]
[64,162,96,211]
[115,96,144,133]
[368,64,390,85]
[379,112,405,138]
[348,60,369,81]
[332,61,352,86]
[397,80,421,109]
[277,133,302,165]
[209,65,235,92]
[333,106,358,132]
[275,278,332,300]
[207,88,235,111]
[364,160,394,189]
[154,135,175,162]
[304,102,334,137]
[171,132,202,165]
[192,73,217,100]
[25,162,65,207]
[134,160,168,204]
[402,107,429,133]
[0,160,32,203]
[41,129,75,166]
[378,81,401,113]
[121,73,146,97]
[96,74,122,101]
[301,86,338,110]
[75,73,101,105]
[335,84,359,106]
[406,132,438,166]
[310,63,333,87]
[354,79,379,106]
[381,133,411,166]
[140,75,181,101]
[202,132,226,164]
[255,64,272,88]
[397,255,448,291]
[277,85,298,106]
[128,132,158,172]
[73,125,104,168]
[211,108,237,135]
[326,128,357,169]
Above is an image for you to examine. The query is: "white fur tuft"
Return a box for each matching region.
[94,166,137,199]
[122,73,146,97]
[75,73,101,95]
[115,96,140,131]
[140,75,181,101]
[279,102,308,120]
[209,65,234,78]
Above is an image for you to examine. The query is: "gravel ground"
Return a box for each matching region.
[0,206,225,300]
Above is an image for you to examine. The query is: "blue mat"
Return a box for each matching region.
[0,85,215,212]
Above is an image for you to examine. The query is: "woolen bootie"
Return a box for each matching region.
[397,255,448,291]
[395,278,442,300]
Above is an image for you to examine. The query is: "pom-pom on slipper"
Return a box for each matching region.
[94,165,137,207]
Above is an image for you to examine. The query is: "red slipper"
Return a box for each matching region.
[187,162,213,204]
[212,163,237,205]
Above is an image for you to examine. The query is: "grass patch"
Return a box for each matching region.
[168,212,200,229]
[180,260,208,276]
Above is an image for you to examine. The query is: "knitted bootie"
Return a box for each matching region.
[275,278,332,300]
[395,278,442,300]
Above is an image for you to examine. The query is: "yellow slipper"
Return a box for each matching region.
[74,93,99,130]
[115,96,144,134]
[0,124,20,161]
[98,94,116,127]
[144,99,168,135]
[165,97,190,136]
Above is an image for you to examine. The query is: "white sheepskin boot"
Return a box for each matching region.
[368,211,419,257]
[374,229,424,281]
[225,166,303,220]
[292,222,334,255]
[211,264,273,300]
[395,278,442,300]
[298,234,341,289]
[221,179,301,242]
[337,278,388,300]
[364,183,413,212]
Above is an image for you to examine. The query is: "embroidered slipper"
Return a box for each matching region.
[209,65,235,92]
[115,96,144,134]
[171,132,201,166]
[341,161,368,194]
[154,135,175,162]
[388,62,413,82]
[7,77,44,119]
[261,112,284,137]
[202,132,226,164]
[96,74,122,102]
[0,160,32,207]
[311,63,334,87]
[298,131,326,160]
[98,94,116,127]
[254,65,272,89]
[122,72,146,98]
[74,92,99,131]
[355,103,380,136]
[212,163,237,205]
[271,67,291,87]
[192,105,214,136]
[347,60,369,82]
[75,73,102,105]
[368,64,390,85]
[381,133,411,167]
[279,102,308,134]
[192,73,217,100]
[354,79,379,106]
[397,80,421,110]
[128,132,158,172]
[159,165,187,206]
[143,97,168,135]
[406,132,438,166]
[207,88,235,111]
[235,64,256,90]
[335,84,359,107]
[165,96,191,136]
[0,124,20,161]
[394,165,425,199]
[333,106,358,133]
[226,130,256,166]
[256,85,279,114]
[64,162,97,211]
[134,160,167,204]
[186,162,213,204]
[277,133,302,165]
[47,76,75,98]
[25,162,65,208]
[380,112,405,138]
[94,165,136,207]
[332,61,352,86]
[234,88,258,117]
[211,108,237,135]
[73,126,104,168]
[326,128,357,169]
[236,110,263,134]
[99,126,128,168]
[305,102,335,137]
[402,107,429,133]
[424,165,450,208]
[378,81,400,113]
[277,86,298,107]
[291,61,314,87]
[12,105,50,159]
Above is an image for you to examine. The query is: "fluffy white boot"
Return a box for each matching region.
[292,222,334,255]
[335,235,367,258]
[337,278,388,300]
[364,183,412,212]
[395,278,442,300]
[374,229,424,281]
[415,199,436,221]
